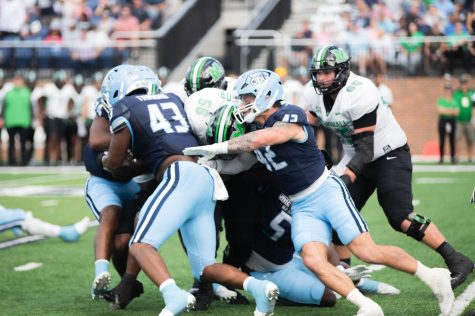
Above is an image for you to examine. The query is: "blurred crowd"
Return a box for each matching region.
[287,0,475,77]
[0,0,181,73]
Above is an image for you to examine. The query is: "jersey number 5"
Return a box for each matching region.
[269,211,292,241]
[148,102,189,134]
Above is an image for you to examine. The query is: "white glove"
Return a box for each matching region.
[343,265,373,282]
[471,186,475,204]
[183,142,229,160]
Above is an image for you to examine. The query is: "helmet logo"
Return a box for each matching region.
[241,71,270,92]
[208,62,224,81]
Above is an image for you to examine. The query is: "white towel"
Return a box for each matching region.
[200,165,229,201]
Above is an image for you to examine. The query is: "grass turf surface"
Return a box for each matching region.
[0,167,474,315]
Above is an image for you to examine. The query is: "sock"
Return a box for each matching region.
[346,288,369,307]
[436,241,457,262]
[21,212,61,237]
[123,273,137,282]
[243,276,255,292]
[95,259,109,277]
[414,261,432,282]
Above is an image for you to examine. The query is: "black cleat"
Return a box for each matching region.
[103,278,144,309]
[228,290,250,305]
[191,281,214,311]
[446,253,474,289]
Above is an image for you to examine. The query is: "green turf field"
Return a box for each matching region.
[0,166,474,315]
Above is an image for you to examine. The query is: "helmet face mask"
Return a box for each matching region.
[101,64,161,118]
[206,101,245,160]
[232,69,284,124]
[184,57,226,96]
[309,45,351,95]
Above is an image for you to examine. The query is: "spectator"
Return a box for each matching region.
[400,21,425,75]
[444,21,473,74]
[437,82,459,164]
[423,22,447,76]
[343,20,370,75]
[453,74,475,163]
[466,0,475,35]
[131,0,152,31]
[71,25,99,75]
[0,0,27,40]
[0,75,33,166]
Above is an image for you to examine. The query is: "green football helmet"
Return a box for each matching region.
[309,45,351,95]
[184,56,227,96]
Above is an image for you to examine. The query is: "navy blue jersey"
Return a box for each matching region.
[110,93,199,175]
[254,105,325,195]
[253,189,294,265]
[83,144,121,181]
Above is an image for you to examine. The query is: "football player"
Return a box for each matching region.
[85,65,156,302]
[0,205,89,242]
[101,64,279,316]
[303,45,474,289]
[183,56,235,97]
[184,69,455,316]
[202,104,400,307]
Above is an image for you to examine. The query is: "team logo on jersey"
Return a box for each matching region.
[278,193,292,213]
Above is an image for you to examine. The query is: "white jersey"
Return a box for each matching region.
[303,72,407,174]
[184,87,235,145]
[184,87,256,175]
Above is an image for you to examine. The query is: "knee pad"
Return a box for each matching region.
[405,212,431,241]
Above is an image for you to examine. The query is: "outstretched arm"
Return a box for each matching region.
[184,122,306,158]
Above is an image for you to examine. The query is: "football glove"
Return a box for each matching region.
[470,186,475,204]
[183,142,229,160]
[343,265,373,282]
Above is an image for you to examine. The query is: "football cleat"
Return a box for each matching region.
[159,292,195,316]
[191,280,214,311]
[103,278,144,309]
[446,252,474,289]
[355,300,384,316]
[425,268,454,316]
[357,278,400,296]
[91,271,111,300]
[228,289,250,305]
[251,280,279,316]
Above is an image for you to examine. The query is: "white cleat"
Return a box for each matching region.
[158,293,196,316]
[214,285,237,302]
[355,301,384,316]
[426,268,454,316]
[376,282,400,296]
[91,271,111,300]
[254,282,279,316]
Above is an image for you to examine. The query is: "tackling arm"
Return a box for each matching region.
[102,128,131,171]
[89,116,112,151]
[183,122,306,158]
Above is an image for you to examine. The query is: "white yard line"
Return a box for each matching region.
[443,279,475,316]
[0,173,86,187]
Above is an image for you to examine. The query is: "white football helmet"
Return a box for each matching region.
[233,69,284,123]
